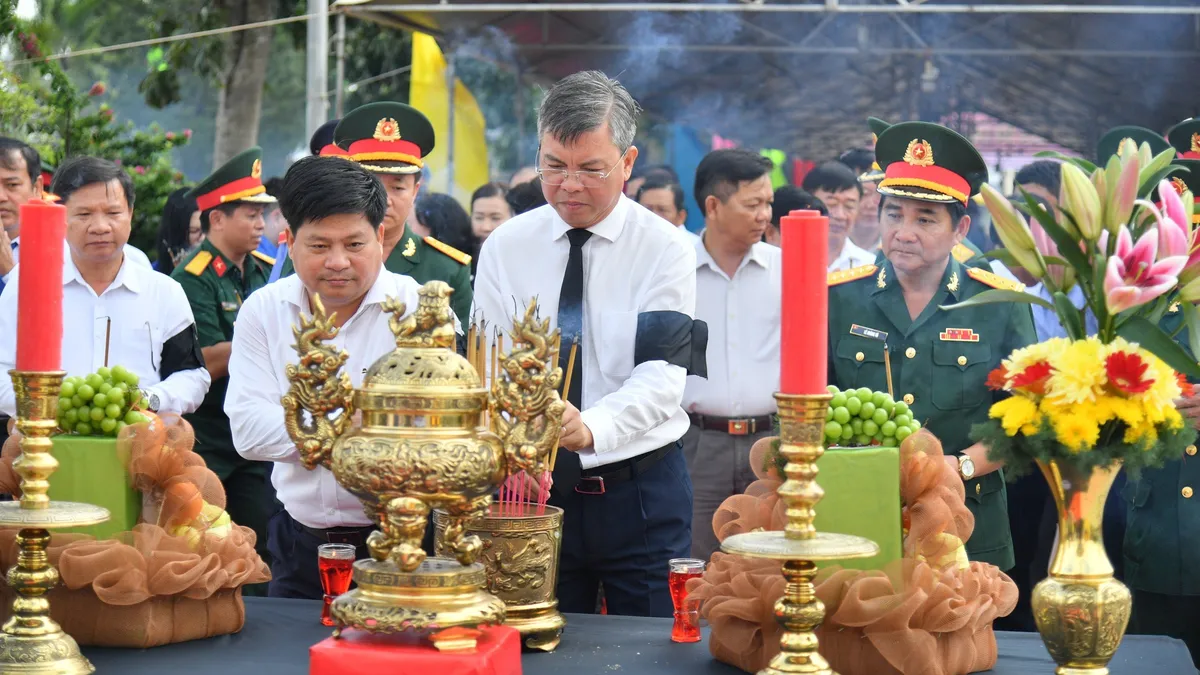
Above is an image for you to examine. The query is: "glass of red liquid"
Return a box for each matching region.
[318,543,356,627]
[669,557,706,643]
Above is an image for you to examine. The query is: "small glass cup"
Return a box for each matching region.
[317,543,356,627]
[668,557,706,643]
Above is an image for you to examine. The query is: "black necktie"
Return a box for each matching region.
[553,228,592,494]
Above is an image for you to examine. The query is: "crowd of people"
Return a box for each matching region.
[0,68,1197,664]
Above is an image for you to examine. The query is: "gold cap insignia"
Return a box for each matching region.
[251,158,262,180]
[903,139,935,167]
[1172,177,1188,196]
[374,118,402,143]
[1192,132,1200,153]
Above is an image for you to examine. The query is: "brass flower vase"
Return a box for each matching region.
[1032,459,1131,675]
[433,503,566,652]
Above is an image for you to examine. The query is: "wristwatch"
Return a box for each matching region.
[957,454,976,481]
[139,389,160,413]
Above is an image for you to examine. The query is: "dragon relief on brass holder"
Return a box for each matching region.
[281,280,563,587]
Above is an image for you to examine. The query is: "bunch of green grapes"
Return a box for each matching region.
[824,385,921,448]
[56,366,152,437]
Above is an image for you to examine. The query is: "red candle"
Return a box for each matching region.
[16,199,65,372]
[780,210,828,395]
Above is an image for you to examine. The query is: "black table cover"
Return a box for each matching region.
[82,597,1197,674]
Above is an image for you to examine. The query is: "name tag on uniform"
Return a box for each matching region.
[850,324,888,342]
[940,328,979,342]
[221,301,240,312]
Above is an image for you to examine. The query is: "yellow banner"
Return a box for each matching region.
[409,32,489,207]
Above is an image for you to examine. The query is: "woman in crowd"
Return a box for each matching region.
[155,187,202,275]
[414,192,478,281]
[470,183,512,244]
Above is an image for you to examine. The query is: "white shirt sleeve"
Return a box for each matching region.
[579,240,697,455]
[0,278,18,417]
[226,293,300,464]
[146,280,210,414]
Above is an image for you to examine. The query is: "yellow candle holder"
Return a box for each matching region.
[720,393,879,675]
[0,371,109,675]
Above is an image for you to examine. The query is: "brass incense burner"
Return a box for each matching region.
[283,281,564,651]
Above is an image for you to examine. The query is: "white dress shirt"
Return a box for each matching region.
[677,227,702,246]
[1,239,151,284]
[472,196,697,471]
[683,238,780,417]
[828,238,876,272]
[226,270,422,529]
[0,255,210,416]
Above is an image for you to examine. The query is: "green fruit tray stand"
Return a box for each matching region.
[814,445,904,571]
[47,434,141,540]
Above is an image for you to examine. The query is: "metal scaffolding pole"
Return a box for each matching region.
[361,2,1200,16]
[305,0,330,142]
[335,12,347,118]
[520,43,1200,58]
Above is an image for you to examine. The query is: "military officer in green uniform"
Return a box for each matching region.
[277,102,473,328]
[172,147,276,594]
[1121,119,1200,666]
[828,121,1037,571]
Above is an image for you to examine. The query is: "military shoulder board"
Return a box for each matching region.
[966,267,1024,292]
[827,264,878,287]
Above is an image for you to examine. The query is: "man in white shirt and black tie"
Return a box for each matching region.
[226,155,424,599]
[683,149,781,560]
[473,71,705,618]
[0,157,210,416]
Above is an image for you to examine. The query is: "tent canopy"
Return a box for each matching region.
[341,0,1200,159]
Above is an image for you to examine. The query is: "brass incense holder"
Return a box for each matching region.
[283,281,564,652]
[0,371,110,675]
[721,393,878,675]
[433,504,565,652]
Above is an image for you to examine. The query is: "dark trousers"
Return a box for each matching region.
[998,472,1051,631]
[266,509,370,600]
[1130,589,1200,668]
[549,444,692,618]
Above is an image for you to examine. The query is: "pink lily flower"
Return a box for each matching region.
[1104,226,1187,314]
[1030,217,1074,289]
[1157,180,1200,282]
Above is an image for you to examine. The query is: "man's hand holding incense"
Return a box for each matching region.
[559,401,594,452]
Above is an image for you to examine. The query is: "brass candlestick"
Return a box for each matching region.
[721,393,878,675]
[0,371,110,675]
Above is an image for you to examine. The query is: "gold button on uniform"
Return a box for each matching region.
[1188,445,1197,456]
[855,352,865,362]
[957,355,967,366]
[905,347,916,359]
[1183,487,1194,499]
[903,394,915,405]
[976,483,981,495]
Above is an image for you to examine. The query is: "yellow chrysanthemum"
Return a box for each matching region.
[1005,338,1070,382]
[1044,404,1101,452]
[1090,396,1143,429]
[1045,338,1107,404]
[990,396,1041,436]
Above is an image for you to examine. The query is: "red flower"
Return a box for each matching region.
[1177,372,1194,398]
[183,129,193,139]
[986,365,1009,391]
[1106,351,1155,395]
[165,132,175,140]
[88,82,106,97]
[1011,361,1053,395]
[133,166,145,175]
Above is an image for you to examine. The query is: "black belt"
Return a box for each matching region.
[296,521,374,548]
[575,443,676,495]
[688,412,774,436]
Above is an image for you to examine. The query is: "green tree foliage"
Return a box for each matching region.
[2,0,190,259]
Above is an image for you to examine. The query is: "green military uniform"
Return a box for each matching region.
[828,121,1038,570]
[273,101,474,327]
[172,147,277,595]
[1120,128,1200,665]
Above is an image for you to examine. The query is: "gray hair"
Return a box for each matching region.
[537,70,641,152]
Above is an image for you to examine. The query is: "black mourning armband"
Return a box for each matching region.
[160,324,207,379]
[633,311,708,378]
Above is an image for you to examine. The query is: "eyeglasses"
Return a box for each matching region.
[536,150,628,188]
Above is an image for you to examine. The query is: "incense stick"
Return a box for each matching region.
[549,339,580,472]
[104,319,112,367]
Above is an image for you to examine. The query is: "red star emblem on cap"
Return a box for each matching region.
[1172,177,1189,196]
[903,139,935,167]
[373,118,402,143]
